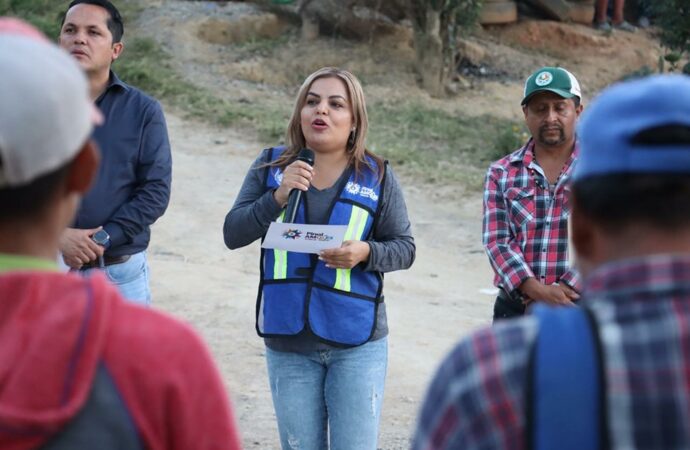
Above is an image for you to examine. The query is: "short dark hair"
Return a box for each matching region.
[0,163,72,223]
[573,174,690,231]
[62,0,124,43]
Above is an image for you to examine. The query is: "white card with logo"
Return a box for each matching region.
[262,222,348,254]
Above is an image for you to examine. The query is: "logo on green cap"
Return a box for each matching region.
[522,66,581,105]
[535,71,553,87]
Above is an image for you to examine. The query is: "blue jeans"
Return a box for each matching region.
[82,251,151,306]
[265,337,388,450]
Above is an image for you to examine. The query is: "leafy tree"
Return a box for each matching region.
[0,0,64,38]
[648,0,690,74]
[256,0,483,93]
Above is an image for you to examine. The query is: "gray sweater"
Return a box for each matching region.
[223,149,415,352]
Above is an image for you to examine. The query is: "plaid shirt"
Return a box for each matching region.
[413,255,690,450]
[483,139,580,294]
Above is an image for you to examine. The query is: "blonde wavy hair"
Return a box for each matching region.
[270,67,384,182]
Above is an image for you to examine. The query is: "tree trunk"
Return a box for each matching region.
[300,7,320,40]
[413,9,444,97]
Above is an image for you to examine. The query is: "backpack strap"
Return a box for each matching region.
[528,304,605,450]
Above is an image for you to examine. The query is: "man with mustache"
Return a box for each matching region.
[483,66,583,320]
[57,0,172,306]
[416,73,690,450]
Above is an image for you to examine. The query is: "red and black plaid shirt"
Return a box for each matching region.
[413,255,690,450]
[482,139,580,295]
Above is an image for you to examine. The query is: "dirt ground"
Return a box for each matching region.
[147,113,492,449]
[134,2,667,448]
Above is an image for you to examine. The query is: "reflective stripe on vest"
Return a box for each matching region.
[273,211,287,279]
[334,205,369,291]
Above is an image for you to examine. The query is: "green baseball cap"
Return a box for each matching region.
[521,66,581,105]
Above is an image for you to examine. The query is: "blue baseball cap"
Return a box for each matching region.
[574,75,690,181]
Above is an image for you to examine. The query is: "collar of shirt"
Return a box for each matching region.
[509,138,534,166]
[96,70,130,103]
[0,253,58,273]
[584,254,690,300]
[510,138,580,185]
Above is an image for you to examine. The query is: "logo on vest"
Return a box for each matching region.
[345,181,379,201]
[282,229,302,240]
[273,169,284,185]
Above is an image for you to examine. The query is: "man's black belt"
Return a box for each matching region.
[497,287,526,313]
[79,254,131,270]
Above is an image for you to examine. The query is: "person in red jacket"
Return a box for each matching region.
[0,18,242,450]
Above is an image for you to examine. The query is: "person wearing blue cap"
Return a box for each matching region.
[413,74,690,449]
[483,66,583,321]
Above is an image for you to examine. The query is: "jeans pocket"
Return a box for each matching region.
[105,254,145,284]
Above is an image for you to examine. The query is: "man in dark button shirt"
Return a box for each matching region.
[57,0,172,305]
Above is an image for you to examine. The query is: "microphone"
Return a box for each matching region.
[284,148,315,223]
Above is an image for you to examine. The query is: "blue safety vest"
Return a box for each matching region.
[256,147,386,347]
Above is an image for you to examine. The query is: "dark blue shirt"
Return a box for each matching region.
[74,72,172,257]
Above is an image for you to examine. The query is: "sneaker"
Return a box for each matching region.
[613,20,636,32]
[594,21,612,32]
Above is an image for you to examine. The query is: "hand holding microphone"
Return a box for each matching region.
[273,148,315,223]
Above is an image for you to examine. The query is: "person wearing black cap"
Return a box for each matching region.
[483,66,584,321]
[415,73,690,450]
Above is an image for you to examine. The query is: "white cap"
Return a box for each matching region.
[0,21,102,189]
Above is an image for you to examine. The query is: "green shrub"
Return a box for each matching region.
[0,0,140,38]
[649,1,690,70]
[368,101,522,186]
[0,0,64,37]
[491,124,527,161]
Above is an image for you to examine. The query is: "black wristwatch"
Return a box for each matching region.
[92,229,111,249]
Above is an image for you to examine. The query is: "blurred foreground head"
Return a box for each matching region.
[571,75,690,276]
[0,18,100,231]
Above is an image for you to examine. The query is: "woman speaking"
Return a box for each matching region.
[223,67,415,450]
